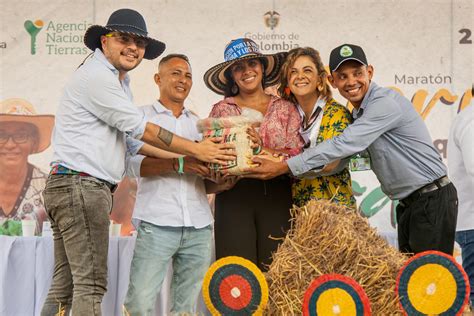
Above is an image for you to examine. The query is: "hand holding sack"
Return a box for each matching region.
[198,108,263,175]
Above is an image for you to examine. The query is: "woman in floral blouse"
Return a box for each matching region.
[278,47,356,208]
[204,38,303,270]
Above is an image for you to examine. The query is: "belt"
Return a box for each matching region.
[50,164,90,176]
[101,180,118,194]
[50,165,118,194]
[400,176,451,207]
[417,175,451,195]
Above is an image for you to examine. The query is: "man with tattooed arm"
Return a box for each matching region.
[40,9,234,316]
[123,53,218,315]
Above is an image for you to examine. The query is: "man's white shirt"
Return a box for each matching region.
[126,101,213,229]
[448,104,474,232]
[51,49,147,184]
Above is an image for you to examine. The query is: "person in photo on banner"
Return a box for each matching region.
[0,98,53,235]
[244,43,458,256]
[277,47,356,208]
[123,54,214,315]
[448,99,474,310]
[40,9,235,316]
[204,38,304,271]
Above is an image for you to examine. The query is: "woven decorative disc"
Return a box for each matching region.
[202,256,268,315]
[302,274,371,316]
[396,250,470,316]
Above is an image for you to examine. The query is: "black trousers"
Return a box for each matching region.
[396,182,458,255]
[214,177,293,271]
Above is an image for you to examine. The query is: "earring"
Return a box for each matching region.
[318,85,323,92]
[231,84,239,95]
[284,87,291,96]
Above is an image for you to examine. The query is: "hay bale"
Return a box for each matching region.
[266,200,407,315]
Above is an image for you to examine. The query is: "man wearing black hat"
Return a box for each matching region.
[245,44,458,257]
[40,9,234,316]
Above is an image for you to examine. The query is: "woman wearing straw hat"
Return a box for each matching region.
[0,98,54,235]
[204,38,304,270]
[278,47,356,208]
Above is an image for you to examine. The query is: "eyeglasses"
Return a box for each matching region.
[105,32,149,48]
[0,131,30,145]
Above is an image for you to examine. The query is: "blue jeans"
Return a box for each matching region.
[456,229,474,306]
[40,175,113,316]
[124,223,212,315]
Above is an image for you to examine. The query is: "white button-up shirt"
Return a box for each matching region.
[448,104,474,231]
[51,49,146,184]
[126,101,213,229]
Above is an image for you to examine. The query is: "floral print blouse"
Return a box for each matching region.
[292,99,356,208]
[209,95,304,156]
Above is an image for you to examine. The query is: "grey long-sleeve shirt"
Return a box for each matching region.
[287,82,446,200]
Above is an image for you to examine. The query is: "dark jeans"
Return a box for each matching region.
[40,174,113,316]
[456,229,474,306]
[396,182,458,255]
[215,177,292,271]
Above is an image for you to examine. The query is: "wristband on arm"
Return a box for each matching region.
[253,144,262,155]
[177,157,184,175]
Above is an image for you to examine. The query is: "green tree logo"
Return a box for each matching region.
[24,20,44,55]
[340,45,353,58]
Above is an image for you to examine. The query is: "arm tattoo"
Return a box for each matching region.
[157,127,174,147]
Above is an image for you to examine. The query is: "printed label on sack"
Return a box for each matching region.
[205,128,238,170]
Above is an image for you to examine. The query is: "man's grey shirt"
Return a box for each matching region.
[287,82,446,200]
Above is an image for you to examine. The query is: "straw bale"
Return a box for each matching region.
[266,200,407,315]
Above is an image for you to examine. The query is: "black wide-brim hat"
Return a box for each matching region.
[84,8,165,60]
[204,38,287,95]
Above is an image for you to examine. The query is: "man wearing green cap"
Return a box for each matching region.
[245,44,458,258]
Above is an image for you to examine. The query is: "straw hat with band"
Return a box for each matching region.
[83,8,166,60]
[204,38,287,95]
[0,98,54,154]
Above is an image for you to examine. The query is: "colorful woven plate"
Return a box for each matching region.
[202,256,268,315]
[396,250,470,315]
[302,274,371,316]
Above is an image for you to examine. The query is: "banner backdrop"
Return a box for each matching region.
[1,0,472,236]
